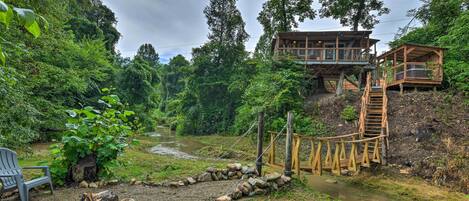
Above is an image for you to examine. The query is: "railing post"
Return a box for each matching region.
[284,111,294,177]
[256,112,264,176]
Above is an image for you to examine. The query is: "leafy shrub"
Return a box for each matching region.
[340,105,358,121]
[50,90,136,184]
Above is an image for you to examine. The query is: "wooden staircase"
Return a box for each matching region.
[358,72,389,163]
[365,87,384,138]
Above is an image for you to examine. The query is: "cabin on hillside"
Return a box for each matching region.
[272,31,379,94]
[377,43,444,92]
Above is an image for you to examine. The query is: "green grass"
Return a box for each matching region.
[16,135,228,183]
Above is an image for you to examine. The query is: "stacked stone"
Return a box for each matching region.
[216,172,292,201]
[164,163,258,188]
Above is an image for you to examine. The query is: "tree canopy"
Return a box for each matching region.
[319,0,390,31]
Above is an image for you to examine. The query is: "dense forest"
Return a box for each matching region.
[0,0,467,151]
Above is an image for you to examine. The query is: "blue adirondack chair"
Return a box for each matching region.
[0,148,53,201]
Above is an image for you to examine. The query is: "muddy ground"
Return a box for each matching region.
[309,90,469,193]
[2,180,241,201]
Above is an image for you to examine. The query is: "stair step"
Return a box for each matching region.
[366,122,382,125]
[366,126,382,129]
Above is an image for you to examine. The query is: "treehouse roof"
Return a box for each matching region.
[377,43,447,60]
[273,31,379,44]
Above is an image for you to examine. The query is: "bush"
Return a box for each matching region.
[50,90,136,184]
[340,105,358,121]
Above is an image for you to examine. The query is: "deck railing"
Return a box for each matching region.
[276,47,371,63]
[388,62,443,85]
[359,72,372,138]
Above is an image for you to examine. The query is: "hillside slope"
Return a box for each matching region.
[308,91,468,192]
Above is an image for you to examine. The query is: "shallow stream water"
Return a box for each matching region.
[146,127,203,159]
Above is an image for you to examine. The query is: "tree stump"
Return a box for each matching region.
[80,190,119,201]
[70,154,98,182]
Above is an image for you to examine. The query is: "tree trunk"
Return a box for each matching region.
[336,71,345,95]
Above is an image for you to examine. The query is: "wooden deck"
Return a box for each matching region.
[377,44,444,90]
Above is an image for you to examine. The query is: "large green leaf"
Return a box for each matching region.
[0,6,13,26]
[13,8,35,26]
[25,20,41,38]
[0,1,7,12]
[0,46,5,66]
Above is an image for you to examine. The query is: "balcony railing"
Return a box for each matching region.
[388,62,442,84]
[276,47,372,63]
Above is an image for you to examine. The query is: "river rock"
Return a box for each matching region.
[198,172,212,182]
[241,166,248,174]
[275,178,285,187]
[108,179,119,185]
[89,182,98,188]
[130,178,137,185]
[248,177,267,188]
[216,195,232,201]
[325,179,337,184]
[230,189,242,200]
[271,182,279,191]
[236,171,243,177]
[265,172,281,181]
[253,187,267,195]
[227,171,235,177]
[238,182,252,195]
[79,181,89,188]
[187,177,197,185]
[206,167,217,173]
[134,181,142,185]
[169,182,179,187]
[245,167,257,175]
[211,173,219,181]
[178,181,185,186]
[280,175,291,183]
[227,163,242,171]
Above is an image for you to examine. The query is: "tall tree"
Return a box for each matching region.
[255,0,316,59]
[135,43,160,67]
[177,0,249,134]
[319,0,390,31]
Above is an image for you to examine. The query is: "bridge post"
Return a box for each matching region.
[284,111,293,177]
[256,112,264,176]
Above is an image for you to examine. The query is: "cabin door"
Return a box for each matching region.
[324,43,336,60]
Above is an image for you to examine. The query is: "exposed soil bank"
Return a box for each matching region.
[308,90,469,193]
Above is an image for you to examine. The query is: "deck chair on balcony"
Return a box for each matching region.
[0,148,53,201]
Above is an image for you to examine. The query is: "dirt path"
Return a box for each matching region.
[27,180,241,201]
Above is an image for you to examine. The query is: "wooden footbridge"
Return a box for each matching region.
[266,72,389,176]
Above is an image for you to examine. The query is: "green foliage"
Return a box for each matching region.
[0,0,123,148]
[341,105,358,121]
[233,58,307,134]
[393,0,468,94]
[319,0,390,31]
[174,0,249,135]
[256,0,316,58]
[50,92,136,182]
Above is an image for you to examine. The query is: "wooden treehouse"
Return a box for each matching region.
[377,43,444,92]
[272,31,379,94]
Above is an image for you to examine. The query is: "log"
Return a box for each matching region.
[80,190,119,201]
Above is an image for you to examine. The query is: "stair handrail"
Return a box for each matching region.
[381,72,389,153]
[358,72,372,138]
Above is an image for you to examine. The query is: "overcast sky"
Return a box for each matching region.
[102,0,422,63]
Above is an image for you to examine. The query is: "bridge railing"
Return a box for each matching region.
[267,132,385,176]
